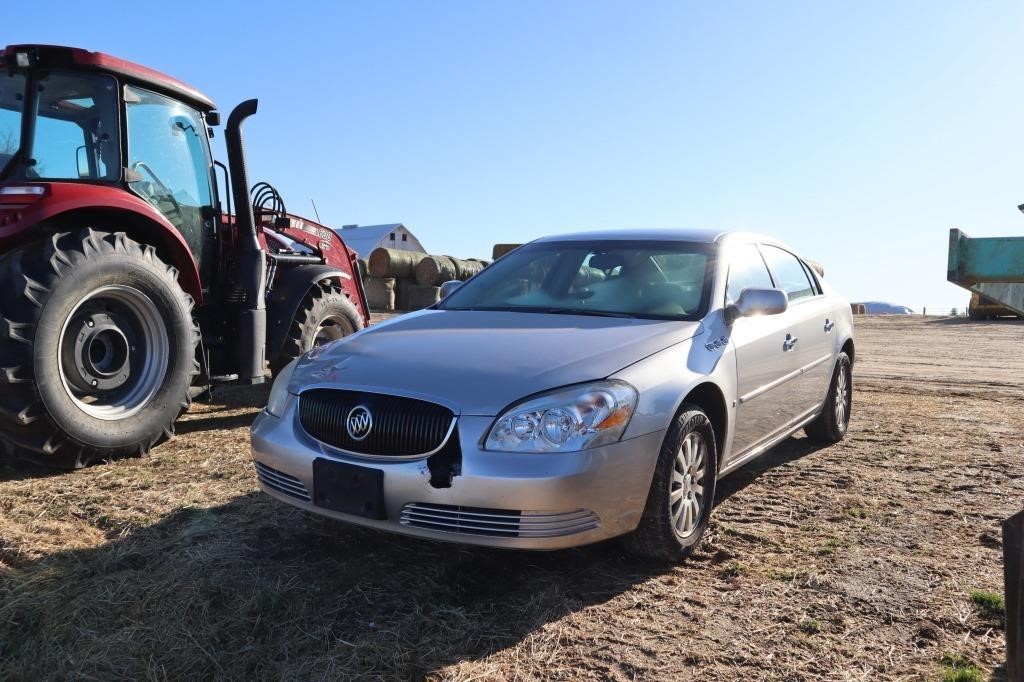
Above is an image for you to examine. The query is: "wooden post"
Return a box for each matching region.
[1006,510,1023,682]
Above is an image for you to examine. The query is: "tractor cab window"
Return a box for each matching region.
[0,71,119,182]
[125,85,215,263]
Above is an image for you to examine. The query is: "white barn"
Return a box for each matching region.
[334,223,427,259]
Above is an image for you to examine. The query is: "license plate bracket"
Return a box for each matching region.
[312,458,386,520]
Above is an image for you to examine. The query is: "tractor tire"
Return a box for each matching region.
[0,229,200,469]
[270,285,364,374]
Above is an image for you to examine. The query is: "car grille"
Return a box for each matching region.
[400,503,599,538]
[255,462,311,503]
[298,389,456,458]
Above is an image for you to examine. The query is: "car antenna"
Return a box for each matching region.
[311,198,322,223]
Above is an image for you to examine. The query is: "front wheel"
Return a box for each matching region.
[270,285,364,374]
[805,352,852,444]
[623,405,718,562]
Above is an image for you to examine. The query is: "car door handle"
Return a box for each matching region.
[824,318,835,333]
[783,334,799,351]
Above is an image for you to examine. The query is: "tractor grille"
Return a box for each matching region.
[400,504,599,538]
[255,462,311,502]
[298,389,456,458]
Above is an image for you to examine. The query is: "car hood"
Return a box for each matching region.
[290,310,703,415]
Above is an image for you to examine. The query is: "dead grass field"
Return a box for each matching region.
[1,315,1021,680]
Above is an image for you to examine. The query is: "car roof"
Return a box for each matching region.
[531,228,790,249]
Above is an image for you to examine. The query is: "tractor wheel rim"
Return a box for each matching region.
[58,285,168,421]
[670,431,707,538]
[313,315,349,347]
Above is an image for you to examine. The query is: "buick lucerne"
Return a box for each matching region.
[250,230,854,561]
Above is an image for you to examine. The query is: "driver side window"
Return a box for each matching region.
[726,243,774,304]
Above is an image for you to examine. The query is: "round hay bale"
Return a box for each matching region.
[364,276,396,312]
[356,258,369,280]
[452,257,484,280]
[492,243,521,260]
[415,256,459,286]
[368,248,428,279]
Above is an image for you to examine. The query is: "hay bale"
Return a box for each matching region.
[356,258,369,280]
[368,248,428,279]
[492,244,521,260]
[453,257,484,280]
[364,276,396,312]
[407,284,441,310]
[396,282,440,310]
[415,256,459,286]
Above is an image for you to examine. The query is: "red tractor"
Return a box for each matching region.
[0,45,370,468]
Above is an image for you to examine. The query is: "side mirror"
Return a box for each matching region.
[206,111,221,126]
[439,280,463,300]
[726,287,788,323]
[76,145,89,178]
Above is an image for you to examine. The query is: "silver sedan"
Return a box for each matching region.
[251,230,854,561]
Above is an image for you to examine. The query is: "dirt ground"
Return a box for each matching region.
[1,315,1021,680]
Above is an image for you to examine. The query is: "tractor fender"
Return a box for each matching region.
[267,264,351,359]
[2,183,203,302]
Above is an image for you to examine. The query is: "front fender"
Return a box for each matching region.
[267,264,351,359]
[0,182,203,302]
[611,313,737,454]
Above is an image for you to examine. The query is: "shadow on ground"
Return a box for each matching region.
[0,491,666,679]
[924,315,1023,326]
[0,430,827,679]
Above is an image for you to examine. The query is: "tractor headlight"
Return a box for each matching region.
[485,381,637,453]
[266,358,298,418]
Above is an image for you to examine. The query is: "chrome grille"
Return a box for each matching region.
[255,462,311,502]
[400,503,599,538]
[298,389,455,458]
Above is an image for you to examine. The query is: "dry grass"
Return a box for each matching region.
[1,316,1022,680]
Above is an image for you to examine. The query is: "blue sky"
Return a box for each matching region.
[11,1,1024,310]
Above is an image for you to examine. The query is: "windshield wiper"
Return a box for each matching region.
[441,305,642,318]
[540,308,638,318]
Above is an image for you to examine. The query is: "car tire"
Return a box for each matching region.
[804,351,852,444]
[623,404,718,562]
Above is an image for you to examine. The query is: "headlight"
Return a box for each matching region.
[485,381,638,453]
[266,358,299,417]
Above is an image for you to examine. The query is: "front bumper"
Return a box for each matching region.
[250,397,665,550]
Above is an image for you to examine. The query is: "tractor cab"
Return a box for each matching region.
[1,45,222,284]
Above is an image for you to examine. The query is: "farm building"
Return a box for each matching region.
[334,223,427,259]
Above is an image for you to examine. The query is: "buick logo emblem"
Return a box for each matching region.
[346,405,373,441]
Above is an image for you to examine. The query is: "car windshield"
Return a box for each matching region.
[0,70,120,182]
[440,240,714,320]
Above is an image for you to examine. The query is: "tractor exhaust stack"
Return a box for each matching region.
[225,99,267,384]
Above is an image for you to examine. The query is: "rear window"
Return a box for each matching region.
[760,245,815,302]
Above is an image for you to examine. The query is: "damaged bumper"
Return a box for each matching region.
[250,397,664,550]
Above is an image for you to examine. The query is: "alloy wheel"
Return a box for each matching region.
[835,363,850,429]
[670,431,707,537]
